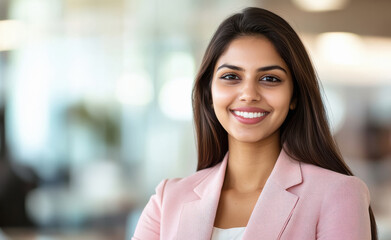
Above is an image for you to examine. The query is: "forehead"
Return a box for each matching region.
[215,35,288,70]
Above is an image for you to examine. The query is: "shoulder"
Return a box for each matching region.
[298,164,373,238]
[133,164,220,240]
[156,163,221,200]
[299,162,370,203]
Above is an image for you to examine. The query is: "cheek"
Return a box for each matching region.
[211,83,235,108]
[264,89,292,112]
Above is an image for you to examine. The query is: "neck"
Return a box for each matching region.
[224,135,281,193]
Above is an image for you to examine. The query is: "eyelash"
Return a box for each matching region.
[220,73,239,80]
[220,73,281,83]
[261,76,281,83]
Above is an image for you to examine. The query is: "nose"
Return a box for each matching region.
[239,80,261,102]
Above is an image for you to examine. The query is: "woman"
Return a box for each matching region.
[132,7,377,240]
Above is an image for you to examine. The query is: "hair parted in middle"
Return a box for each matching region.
[192,10,378,238]
[192,7,347,173]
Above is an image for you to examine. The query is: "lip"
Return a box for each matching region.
[231,107,267,112]
[230,107,269,124]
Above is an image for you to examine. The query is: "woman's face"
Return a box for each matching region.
[211,35,294,145]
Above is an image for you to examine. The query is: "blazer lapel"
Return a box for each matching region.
[176,149,302,240]
[176,154,228,240]
[243,149,303,240]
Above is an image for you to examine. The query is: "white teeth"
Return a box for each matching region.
[233,111,267,119]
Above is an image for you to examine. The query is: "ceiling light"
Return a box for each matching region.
[292,0,350,12]
[316,32,364,65]
[0,20,25,51]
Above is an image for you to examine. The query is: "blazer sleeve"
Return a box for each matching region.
[316,176,371,240]
[132,179,167,240]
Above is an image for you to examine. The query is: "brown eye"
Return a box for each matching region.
[221,74,239,80]
[260,76,281,83]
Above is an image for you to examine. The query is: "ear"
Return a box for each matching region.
[289,98,297,110]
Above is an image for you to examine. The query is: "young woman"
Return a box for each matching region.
[132,7,377,240]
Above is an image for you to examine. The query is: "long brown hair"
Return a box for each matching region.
[192,7,377,239]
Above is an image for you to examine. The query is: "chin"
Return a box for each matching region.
[233,135,266,143]
[230,130,280,145]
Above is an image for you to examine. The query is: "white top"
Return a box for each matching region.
[211,227,246,240]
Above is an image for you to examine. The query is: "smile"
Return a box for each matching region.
[230,108,269,124]
[233,111,267,119]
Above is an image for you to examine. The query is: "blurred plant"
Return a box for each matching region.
[66,101,121,157]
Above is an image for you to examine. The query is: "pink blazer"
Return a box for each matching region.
[132,149,371,239]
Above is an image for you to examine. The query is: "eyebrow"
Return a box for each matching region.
[216,64,287,74]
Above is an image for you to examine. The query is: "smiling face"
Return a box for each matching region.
[211,35,295,146]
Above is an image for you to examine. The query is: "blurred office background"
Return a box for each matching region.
[0,0,390,239]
